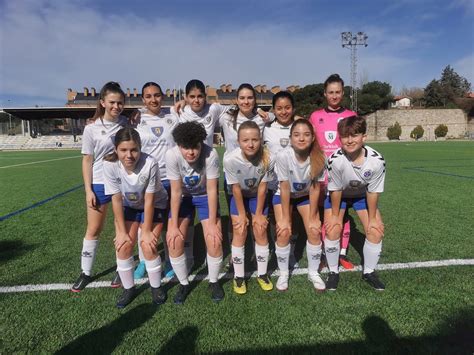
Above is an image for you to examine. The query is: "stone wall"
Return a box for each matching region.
[365,109,469,141]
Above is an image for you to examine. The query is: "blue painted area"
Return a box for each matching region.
[403,167,474,180]
[0,184,84,222]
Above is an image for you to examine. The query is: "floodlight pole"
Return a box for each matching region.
[341,32,368,113]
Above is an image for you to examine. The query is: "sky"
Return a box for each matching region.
[0,0,473,107]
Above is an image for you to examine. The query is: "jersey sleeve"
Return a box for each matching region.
[275,150,289,182]
[262,154,276,183]
[145,159,161,193]
[103,161,121,195]
[206,148,220,179]
[211,103,229,122]
[223,154,239,185]
[165,149,181,181]
[367,160,386,193]
[327,153,344,191]
[81,125,95,155]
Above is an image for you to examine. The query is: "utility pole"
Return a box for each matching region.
[341,32,368,113]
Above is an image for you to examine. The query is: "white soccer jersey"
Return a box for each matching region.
[219,111,266,154]
[173,103,228,147]
[223,148,275,198]
[137,112,179,180]
[275,147,325,198]
[81,116,128,184]
[263,118,293,190]
[103,153,168,210]
[165,144,220,196]
[327,145,386,198]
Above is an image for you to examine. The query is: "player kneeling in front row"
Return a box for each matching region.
[224,121,274,294]
[103,127,169,308]
[165,121,224,304]
[324,116,386,291]
[273,120,326,292]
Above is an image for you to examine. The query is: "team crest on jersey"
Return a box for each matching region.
[101,130,106,135]
[116,177,122,184]
[280,138,289,147]
[139,175,149,184]
[325,131,337,144]
[206,116,212,123]
[363,170,373,178]
[151,127,164,137]
[257,167,265,175]
[184,175,201,187]
[293,182,307,191]
[167,118,173,125]
[244,178,257,188]
[125,192,139,201]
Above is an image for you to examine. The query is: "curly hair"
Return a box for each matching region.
[172,121,207,148]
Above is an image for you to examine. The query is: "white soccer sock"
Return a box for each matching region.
[231,245,245,278]
[169,254,189,285]
[275,243,291,274]
[137,228,145,263]
[116,257,135,290]
[207,254,223,283]
[145,256,162,288]
[363,239,382,274]
[306,241,322,276]
[255,243,270,276]
[81,239,98,276]
[325,238,340,273]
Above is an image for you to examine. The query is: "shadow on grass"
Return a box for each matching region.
[158,325,199,354]
[211,310,474,354]
[55,303,156,354]
[0,240,36,263]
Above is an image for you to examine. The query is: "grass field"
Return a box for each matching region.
[0,141,473,354]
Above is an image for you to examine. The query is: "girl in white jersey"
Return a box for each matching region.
[224,121,275,295]
[325,116,386,291]
[134,82,179,280]
[165,121,224,304]
[71,82,128,292]
[273,120,326,291]
[103,128,168,308]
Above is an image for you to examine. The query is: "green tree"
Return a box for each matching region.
[434,124,448,138]
[439,65,471,101]
[386,121,402,140]
[292,84,325,117]
[357,81,393,115]
[424,79,444,107]
[410,125,424,140]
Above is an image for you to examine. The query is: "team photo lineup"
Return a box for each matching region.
[72,75,388,308]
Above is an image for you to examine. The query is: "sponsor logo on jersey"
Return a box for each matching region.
[101,130,106,135]
[205,116,212,123]
[139,175,149,184]
[151,127,163,137]
[349,180,361,188]
[363,170,373,178]
[116,177,122,184]
[125,192,139,201]
[184,175,201,187]
[244,178,257,188]
[280,138,289,147]
[293,182,307,191]
[325,131,337,144]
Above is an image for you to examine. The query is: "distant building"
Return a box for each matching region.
[391,96,412,109]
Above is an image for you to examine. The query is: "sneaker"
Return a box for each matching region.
[318,254,327,272]
[174,284,191,304]
[111,272,122,289]
[339,255,355,270]
[233,277,247,295]
[209,282,225,302]
[133,261,146,279]
[257,274,274,291]
[71,272,92,292]
[362,272,385,291]
[116,287,136,309]
[326,272,340,291]
[308,273,326,292]
[276,272,289,292]
[163,261,175,279]
[151,287,167,305]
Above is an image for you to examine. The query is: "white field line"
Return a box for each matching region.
[1,258,473,294]
[0,156,81,169]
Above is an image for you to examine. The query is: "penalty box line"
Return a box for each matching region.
[1,258,473,294]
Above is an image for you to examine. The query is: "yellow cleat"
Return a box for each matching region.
[233,277,247,295]
[257,274,273,291]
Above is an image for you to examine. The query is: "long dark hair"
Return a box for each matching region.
[104,127,141,162]
[324,74,344,91]
[142,82,163,96]
[227,83,258,130]
[92,81,125,120]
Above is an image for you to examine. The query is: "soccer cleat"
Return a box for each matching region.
[133,261,147,280]
[116,287,136,309]
[326,272,340,291]
[163,261,175,279]
[257,274,274,291]
[362,272,385,291]
[233,277,247,295]
[111,272,122,289]
[339,255,355,270]
[151,287,167,305]
[208,282,225,302]
[276,273,289,292]
[71,272,92,292]
[173,284,191,304]
[308,273,326,292]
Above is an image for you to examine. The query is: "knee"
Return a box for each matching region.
[117,243,133,259]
